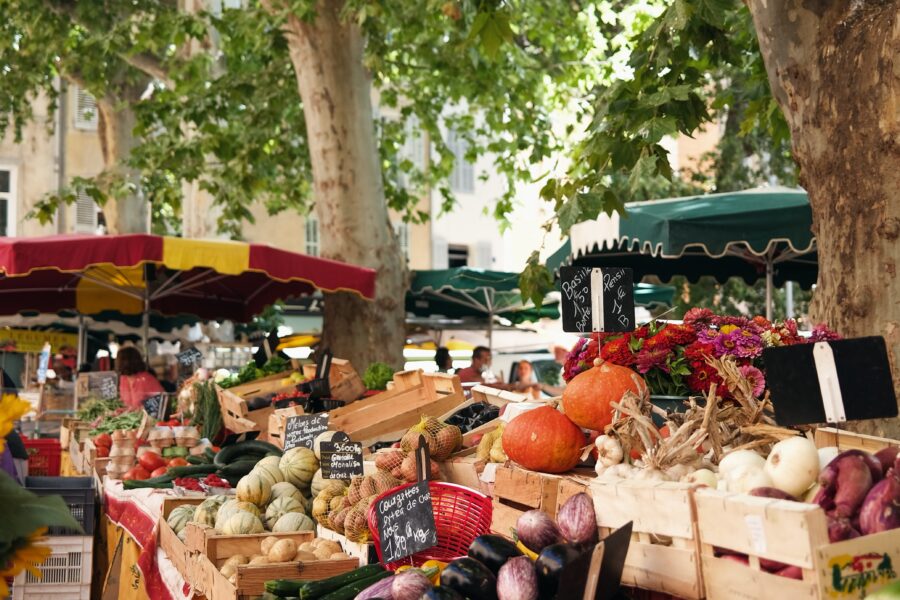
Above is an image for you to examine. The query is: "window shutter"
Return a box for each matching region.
[432,236,449,269]
[305,217,320,256]
[447,129,474,193]
[74,87,99,130]
[74,190,98,232]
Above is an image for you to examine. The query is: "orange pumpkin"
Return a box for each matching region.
[562,358,647,431]
[501,406,585,473]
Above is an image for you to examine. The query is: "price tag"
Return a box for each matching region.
[143,393,167,420]
[283,413,330,451]
[96,372,119,400]
[560,266,635,333]
[320,432,363,480]
[176,347,203,367]
[374,480,438,564]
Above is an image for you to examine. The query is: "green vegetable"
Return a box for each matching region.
[167,464,218,477]
[265,564,385,598]
[186,454,208,465]
[262,355,289,375]
[88,410,144,435]
[123,474,174,489]
[318,572,392,600]
[194,381,223,440]
[217,460,258,477]
[362,362,394,391]
[214,440,282,467]
[162,446,190,458]
[77,397,124,422]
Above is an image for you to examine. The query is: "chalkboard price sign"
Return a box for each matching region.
[560,266,635,334]
[143,394,167,420]
[283,413,330,451]
[176,347,203,367]
[97,372,119,400]
[320,433,364,480]
[374,480,438,564]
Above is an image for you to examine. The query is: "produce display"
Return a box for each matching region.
[369,416,462,482]
[475,423,508,463]
[312,473,401,542]
[362,362,395,391]
[217,356,293,389]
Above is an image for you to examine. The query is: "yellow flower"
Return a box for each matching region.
[0,528,51,596]
[719,324,739,335]
[0,394,30,453]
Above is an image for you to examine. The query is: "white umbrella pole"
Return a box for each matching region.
[785,281,794,318]
[765,258,774,321]
[142,294,150,357]
[76,314,85,367]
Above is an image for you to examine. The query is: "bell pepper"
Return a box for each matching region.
[421,560,447,584]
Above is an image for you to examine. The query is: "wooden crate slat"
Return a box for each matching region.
[701,555,817,599]
[589,479,696,539]
[620,542,704,599]
[694,488,826,568]
[814,427,900,452]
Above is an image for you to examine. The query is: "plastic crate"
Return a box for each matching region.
[24,477,95,536]
[11,535,92,600]
[22,438,60,476]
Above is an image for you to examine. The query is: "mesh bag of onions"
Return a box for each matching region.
[371,416,461,482]
[312,472,403,542]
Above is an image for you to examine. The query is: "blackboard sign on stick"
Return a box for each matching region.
[560,266,635,334]
[283,413,330,451]
[176,347,203,367]
[764,336,897,426]
[556,521,632,600]
[96,372,119,400]
[374,480,438,564]
[320,432,363,480]
[142,393,167,420]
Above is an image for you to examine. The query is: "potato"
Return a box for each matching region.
[224,554,248,567]
[260,536,280,556]
[299,541,316,552]
[220,563,237,578]
[248,556,269,565]
[313,547,333,561]
[294,550,317,562]
[316,540,342,555]
[268,539,298,563]
[330,552,350,560]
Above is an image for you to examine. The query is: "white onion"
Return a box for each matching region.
[719,450,766,477]
[727,465,773,493]
[817,446,839,471]
[764,437,820,497]
[682,468,717,488]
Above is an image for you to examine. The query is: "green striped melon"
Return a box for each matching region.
[270,482,304,505]
[167,504,196,534]
[222,511,264,535]
[264,496,305,529]
[279,447,318,490]
[236,472,272,506]
[272,511,315,533]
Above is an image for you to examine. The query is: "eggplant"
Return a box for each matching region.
[467,534,523,574]
[420,587,465,600]
[247,395,271,410]
[440,557,497,600]
[535,543,582,599]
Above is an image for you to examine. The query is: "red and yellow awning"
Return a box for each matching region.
[0,234,376,322]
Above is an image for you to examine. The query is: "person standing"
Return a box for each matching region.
[434,347,453,373]
[116,346,165,410]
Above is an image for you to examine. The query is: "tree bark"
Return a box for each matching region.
[747,1,900,435]
[96,81,150,234]
[282,0,407,369]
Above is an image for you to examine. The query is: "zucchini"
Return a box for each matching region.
[265,565,385,598]
[204,447,217,462]
[217,459,258,477]
[186,455,207,465]
[123,474,174,489]
[317,572,392,600]
[167,464,219,477]
[214,440,282,467]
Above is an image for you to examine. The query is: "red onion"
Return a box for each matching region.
[515,510,561,553]
[859,475,900,535]
[749,487,797,501]
[497,556,539,600]
[828,516,862,542]
[776,565,803,579]
[875,447,900,477]
[815,453,875,518]
[556,493,598,546]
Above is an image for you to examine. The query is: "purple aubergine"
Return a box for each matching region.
[556,493,598,546]
[391,571,432,600]
[827,516,862,542]
[875,447,900,477]
[515,510,561,553]
[814,453,875,518]
[496,556,539,600]
[859,475,900,535]
[749,487,797,501]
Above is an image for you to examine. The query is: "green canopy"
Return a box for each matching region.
[550,187,817,318]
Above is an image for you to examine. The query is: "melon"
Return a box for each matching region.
[222,511,265,535]
[279,447,318,490]
[264,496,306,529]
[272,512,315,533]
[167,505,196,534]
[236,472,272,506]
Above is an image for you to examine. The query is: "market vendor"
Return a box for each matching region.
[116,346,165,409]
[457,347,538,394]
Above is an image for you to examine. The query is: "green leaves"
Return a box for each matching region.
[0,472,82,542]
[519,251,554,311]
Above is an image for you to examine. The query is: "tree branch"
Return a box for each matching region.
[123,52,172,86]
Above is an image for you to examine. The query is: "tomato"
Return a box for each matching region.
[150,466,168,478]
[94,433,112,448]
[96,445,110,458]
[123,466,150,481]
[210,446,220,453]
[167,457,189,467]
[138,451,166,472]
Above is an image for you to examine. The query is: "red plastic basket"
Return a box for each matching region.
[367,481,493,570]
[23,438,61,476]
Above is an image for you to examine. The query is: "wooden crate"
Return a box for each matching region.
[328,370,466,445]
[68,436,87,475]
[490,465,591,538]
[60,419,91,449]
[441,448,491,495]
[159,496,205,580]
[589,479,704,600]
[267,406,306,449]
[695,488,900,599]
[217,370,297,434]
[188,528,358,600]
[302,358,366,403]
[316,525,378,565]
[814,427,900,452]
[184,522,325,557]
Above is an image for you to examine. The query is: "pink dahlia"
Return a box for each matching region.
[739,364,766,398]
